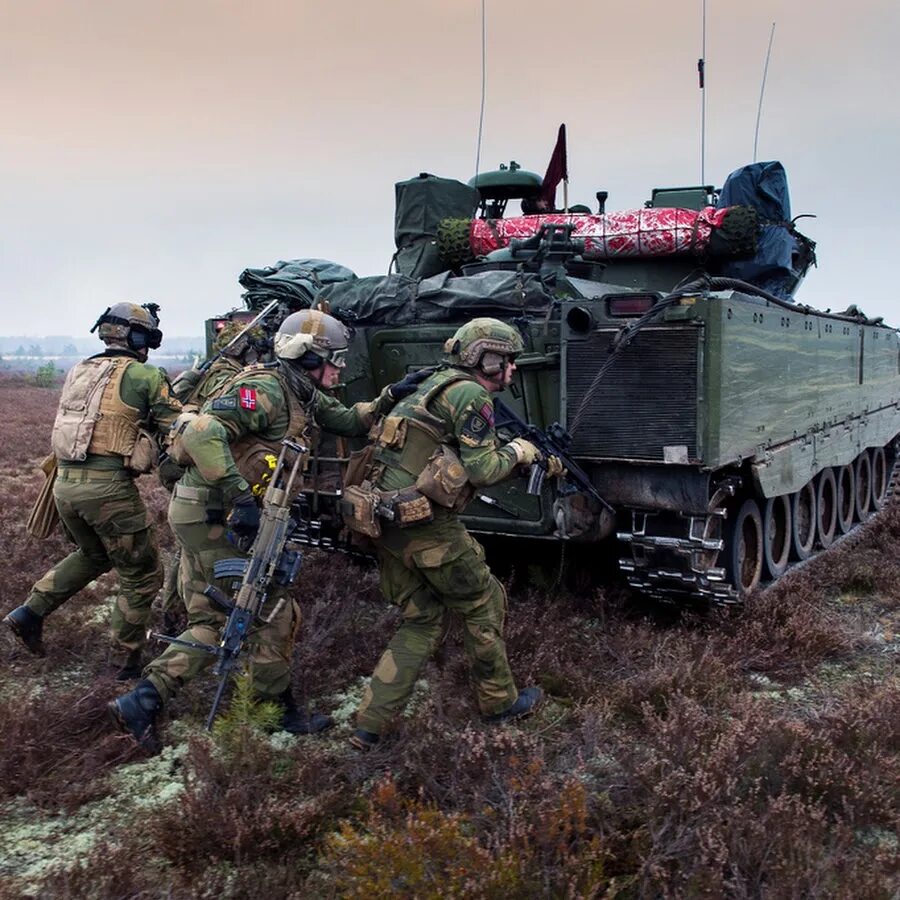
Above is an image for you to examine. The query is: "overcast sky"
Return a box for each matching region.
[2,0,898,338]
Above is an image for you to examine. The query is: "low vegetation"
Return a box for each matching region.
[0,373,897,898]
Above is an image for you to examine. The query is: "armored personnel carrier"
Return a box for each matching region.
[208,161,900,603]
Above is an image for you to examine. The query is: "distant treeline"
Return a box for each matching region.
[0,335,204,356]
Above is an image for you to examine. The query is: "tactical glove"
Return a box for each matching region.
[387,367,434,401]
[507,437,541,466]
[545,455,567,479]
[226,491,261,550]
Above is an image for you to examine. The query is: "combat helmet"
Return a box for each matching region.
[274,308,350,370]
[444,317,524,375]
[91,303,162,351]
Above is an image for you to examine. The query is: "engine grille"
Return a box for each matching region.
[565,325,700,460]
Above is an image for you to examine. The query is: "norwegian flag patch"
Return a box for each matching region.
[239,387,257,410]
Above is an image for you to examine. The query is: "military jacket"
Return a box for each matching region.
[54,350,181,470]
[178,362,396,503]
[375,366,519,494]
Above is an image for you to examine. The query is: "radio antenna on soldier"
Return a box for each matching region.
[474,0,487,180]
[698,0,707,184]
[753,22,776,162]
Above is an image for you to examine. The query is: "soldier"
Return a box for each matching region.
[348,318,547,751]
[170,319,269,408]
[109,308,428,743]
[3,303,182,679]
[157,320,271,631]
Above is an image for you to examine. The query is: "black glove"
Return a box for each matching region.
[156,454,186,493]
[226,491,260,550]
[387,367,434,401]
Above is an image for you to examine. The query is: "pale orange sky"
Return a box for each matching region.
[2,0,898,336]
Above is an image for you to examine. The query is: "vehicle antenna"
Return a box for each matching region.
[698,0,707,184]
[753,22,776,162]
[474,0,487,181]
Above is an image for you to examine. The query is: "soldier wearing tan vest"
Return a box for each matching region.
[3,303,182,678]
[109,308,428,747]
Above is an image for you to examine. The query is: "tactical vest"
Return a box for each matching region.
[223,364,317,490]
[52,356,141,462]
[372,368,474,488]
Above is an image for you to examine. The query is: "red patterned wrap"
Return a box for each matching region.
[469,206,733,259]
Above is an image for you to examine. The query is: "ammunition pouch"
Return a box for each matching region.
[124,428,159,475]
[415,445,473,511]
[340,483,433,538]
[340,484,383,539]
[25,454,59,540]
[387,488,434,526]
[343,444,376,489]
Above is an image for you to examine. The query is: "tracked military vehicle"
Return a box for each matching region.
[207,161,900,603]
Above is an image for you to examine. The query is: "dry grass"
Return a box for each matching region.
[1,372,898,898]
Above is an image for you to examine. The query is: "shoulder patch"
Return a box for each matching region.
[478,401,495,428]
[211,396,238,410]
[460,408,492,443]
[239,387,257,410]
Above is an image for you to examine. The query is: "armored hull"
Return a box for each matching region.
[206,162,900,603]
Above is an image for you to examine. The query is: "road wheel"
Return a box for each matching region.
[870,447,888,510]
[726,498,764,594]
[790,481,816,561]
[836,465,855,534]
[763,495,792,579]
[855,452,872,520]
[816,468,837,548]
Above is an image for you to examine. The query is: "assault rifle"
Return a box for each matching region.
[492,398,613,514]
[156,439,308,729]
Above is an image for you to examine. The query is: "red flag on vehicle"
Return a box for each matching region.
[539,124,568,209]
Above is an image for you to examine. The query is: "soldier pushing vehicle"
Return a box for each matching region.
[3,303,182,679]
[109,308,429,747]
[346,317,557,750]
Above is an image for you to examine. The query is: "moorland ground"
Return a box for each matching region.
[0,371,897,899]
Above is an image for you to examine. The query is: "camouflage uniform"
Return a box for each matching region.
[159,355,247,623]
[24,350,181,655]
[143,362,398,704]
[355,366,523,735]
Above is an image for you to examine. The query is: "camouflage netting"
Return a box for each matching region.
[320,269,554,327]
[239,258,357,312]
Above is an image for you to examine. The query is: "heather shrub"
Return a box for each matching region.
[146,733,350,871]
[605,683,900,897]
[0,682,145,810]
[323,773,607,899]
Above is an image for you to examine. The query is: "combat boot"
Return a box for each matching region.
[108,679,162,749]
[114,648,145,682]
[483,686,543,724]
[3,606,45,656]
[277,689,334,735]
[349,728,380,751]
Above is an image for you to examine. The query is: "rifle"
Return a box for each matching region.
[155,438,308,729]
[492,398,613,514]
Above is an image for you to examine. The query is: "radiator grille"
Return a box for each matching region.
[565,326,700,460]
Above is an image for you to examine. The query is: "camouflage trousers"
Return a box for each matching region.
[25,467,162,653]
[144,491,300,705]
[355,514,518,735]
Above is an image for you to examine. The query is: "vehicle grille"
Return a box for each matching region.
[565,325,700,460]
